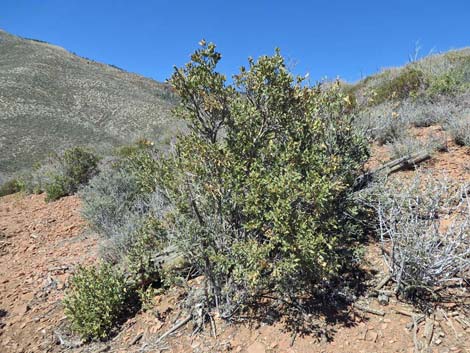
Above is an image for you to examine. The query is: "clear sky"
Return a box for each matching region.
[1,0,469,83]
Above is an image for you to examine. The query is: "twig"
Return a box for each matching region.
[455,316,470,329]
[406,315,425,330]
[423,315,434,350]
[412,315,421,353]
[154,315,192,345]
[290,331,297,347]
[209,314,217,338]
[353,303,385,316]
[130,332,144,345]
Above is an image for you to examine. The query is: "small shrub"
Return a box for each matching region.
[387,132,446,160]
[0,179,21,197]
[80,163,144,235]
[63,263,132,341]
[373,175,470,298]
[121,147,159,194]
[427,72,461,98]
[124,215,167,288]
[44,175,73,202]
[356,102,407,144]
[20,159,62,195]
[61,147,100,192]
[371,67,427,106]
[445,113,470,146]
[20,147,99,201]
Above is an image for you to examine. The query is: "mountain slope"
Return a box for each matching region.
[0,29,177,183]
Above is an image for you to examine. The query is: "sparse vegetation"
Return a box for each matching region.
[445,112,470,146]
[372,174,470,299]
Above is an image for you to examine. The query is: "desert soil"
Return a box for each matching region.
[1,127,470,353]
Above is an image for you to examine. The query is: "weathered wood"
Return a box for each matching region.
[355,151,431,190]
[374,274,392,291]
[353,303,385,316]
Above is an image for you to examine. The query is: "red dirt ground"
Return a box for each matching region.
[1,127,469,353]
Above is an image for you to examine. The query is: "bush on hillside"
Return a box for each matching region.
[356,102,407,144]
[63,263,132,340]
[159,42,369,316]
[20,147,99,201]
[371,67,427,106]
[80,163,144,236]
[0,179,21,197]
[445,113,470,146]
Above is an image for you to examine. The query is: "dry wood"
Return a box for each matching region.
[353,303,385,316]
[412,316,422,353]
[393,308,417,317]
[406,315,425,330]
[455,316,470,329]
[130,332,144,345]
[423,315,434,349]
[374,274,392,291]
[154,315,192,345]
[355,151,431,190]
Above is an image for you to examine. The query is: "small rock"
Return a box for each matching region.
[435,339,442,345]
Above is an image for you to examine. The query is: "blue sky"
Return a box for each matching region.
[1,0,469,83]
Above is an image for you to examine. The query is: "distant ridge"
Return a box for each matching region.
[0,29,178,183]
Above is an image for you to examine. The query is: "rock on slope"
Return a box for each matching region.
[0,29,177,183]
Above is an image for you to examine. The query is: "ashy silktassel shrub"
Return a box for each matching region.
[159,42,369,316]
[63,263,132,340]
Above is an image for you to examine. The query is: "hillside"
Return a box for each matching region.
[1,43,470,353]
[0,29,178,183]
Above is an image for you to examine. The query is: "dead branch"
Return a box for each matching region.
[353,303,385,316]
[154,314,192,345]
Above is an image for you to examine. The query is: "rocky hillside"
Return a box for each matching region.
[0,29,178,183]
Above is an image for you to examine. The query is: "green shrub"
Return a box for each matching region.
[124,216,167,288]
[372,67,426,105]
[161,43,369,314]
[121,147,159,194]
[63,263,132,341]
[44,174,73,202]
[426,72,460,97]
[61,147,100,190]
[20,147,99,201]
[0,179,21,197]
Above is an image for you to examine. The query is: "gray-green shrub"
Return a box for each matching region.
[63,263,132,340]
[20,147,99,201]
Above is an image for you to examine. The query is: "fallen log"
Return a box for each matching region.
[355,151,431,190]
